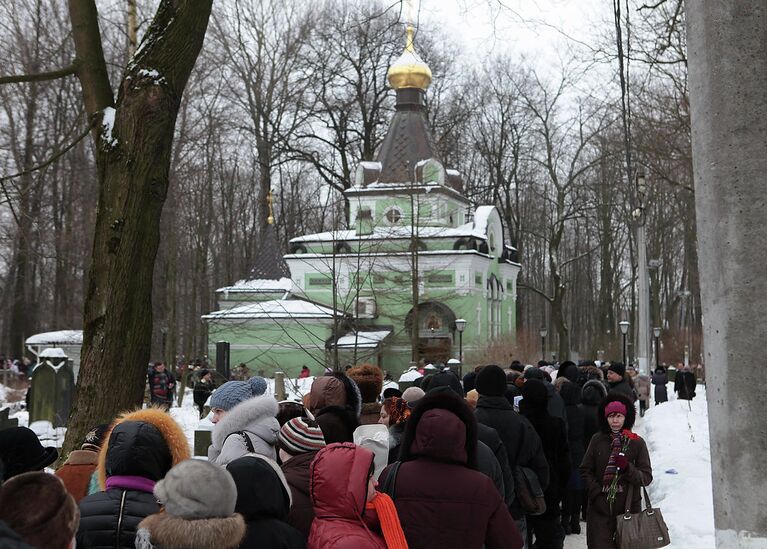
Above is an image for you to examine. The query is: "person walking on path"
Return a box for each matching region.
[77,408,191,548]
[379,390,522,549]
[605,363,635,403]
[278,417,327,539]
[651,367,668,404]
[135,459,246,549]
[559,381,585,536]
[309,442,408,549]
[519,380,571,549]
[580,394,653,548]
[208,376,280,466]
[147,361,176,409]
[192,369,215,418]
[674,366,697,401]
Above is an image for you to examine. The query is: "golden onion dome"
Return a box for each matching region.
[387,25,432,91]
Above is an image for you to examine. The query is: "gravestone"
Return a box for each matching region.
[29,348,74,428]
[216,341,230,380]
[0,408,18,430]
[194,430,212,457]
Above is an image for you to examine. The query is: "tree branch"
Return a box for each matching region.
[518,283,553,303]
[0,63,78,85]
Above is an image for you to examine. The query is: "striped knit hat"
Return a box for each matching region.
[278,417,326,456]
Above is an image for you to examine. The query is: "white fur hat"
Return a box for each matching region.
[154,459,237,519]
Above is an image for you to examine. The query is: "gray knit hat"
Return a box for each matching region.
[209,376,268,411]
[154,460,237,519]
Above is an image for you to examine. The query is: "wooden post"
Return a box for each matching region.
[274,372,286,401]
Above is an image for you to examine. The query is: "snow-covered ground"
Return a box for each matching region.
[2,376,712,547]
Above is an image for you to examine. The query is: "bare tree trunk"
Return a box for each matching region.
[62,0,213,456]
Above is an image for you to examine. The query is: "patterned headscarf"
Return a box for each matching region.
[383,397,411,426]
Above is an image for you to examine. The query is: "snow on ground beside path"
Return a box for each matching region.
[635,385,715,549]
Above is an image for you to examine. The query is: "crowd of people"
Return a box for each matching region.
[0,357,691,549]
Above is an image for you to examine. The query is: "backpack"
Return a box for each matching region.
[512,427,547,515]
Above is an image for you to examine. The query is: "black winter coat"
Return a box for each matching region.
[226,455,305,549]
[77,489,159,549]
[520,405,571,513]
[675,371,696,400]
[652,371,668,403]
[475,395,550,519]
[607,378,636,402]
[581,380,607,446]
[559,382,586,490]
[477,423,514,507]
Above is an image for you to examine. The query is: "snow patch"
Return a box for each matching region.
[203,299,341,320]
[101,107,118,148]
[137,68,167,85]
[635,385,715,549]
[472,205,495,235]
[39,348,68,359]
[220,277,294,293]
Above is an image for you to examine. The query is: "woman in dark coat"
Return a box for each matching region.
[559,381,586,535]
[227,455,305,549]
[651,367,668,404]
[379,390,522,549]
[580,393,652,549]
[520,380,571,549]
[77,408,191,549]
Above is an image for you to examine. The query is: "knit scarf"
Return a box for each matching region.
[602,429,623,491]
[365,492,409,549]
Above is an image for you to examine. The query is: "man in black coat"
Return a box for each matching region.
[475,365,550,547]
[674,366,697,400]
[605,362,636,402]
[520,379,571,549]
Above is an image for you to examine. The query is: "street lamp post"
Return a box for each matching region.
[455,318,466,376]
[619,320,630,365]
[653,327,661,370]
[539,328,547,361]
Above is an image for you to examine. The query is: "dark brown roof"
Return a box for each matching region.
[376,89,441,183]
[249,223,290,280]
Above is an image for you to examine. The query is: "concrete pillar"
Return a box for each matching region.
[686,3,767,546]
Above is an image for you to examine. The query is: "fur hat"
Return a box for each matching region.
[346,364,383,404]
[0,472,79,549]
[520,379,548,411]
[0,427,58,481]
[154,460,238,519]
[98,407,191,489]
[475,365,507,397]
[523,367,545,381]
[557,361,579,382]
[278,417,326,456]
[608,362,626,378]
[210,376,268,411]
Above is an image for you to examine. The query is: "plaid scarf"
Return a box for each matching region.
[602,429,623,491]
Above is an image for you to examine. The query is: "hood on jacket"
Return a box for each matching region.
[226,455,292,522]
[559,380,581,406]
[315,405,359,444]
[399,391,477,468]
[581,379,607,406]
[137,513,246,549]
[212,394,280,451]
[597,393,636,433]
[310,443,374,520]
[98,407,191,488]
[308,373,362,418]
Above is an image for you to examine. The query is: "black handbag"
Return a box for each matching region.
[615,483,671,549]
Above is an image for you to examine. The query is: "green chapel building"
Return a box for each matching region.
[203,26,521,377]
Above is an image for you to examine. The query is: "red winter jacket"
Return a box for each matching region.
[308,443,387,549]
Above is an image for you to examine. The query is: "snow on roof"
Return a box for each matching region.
[290,223,488,244]
[26,330,83,346]
[333,330,391,349]
[202,299,341,320]
[472,205,496,235]
[217,277,294,293]
[40,348,68,358]
[360,161,382,170]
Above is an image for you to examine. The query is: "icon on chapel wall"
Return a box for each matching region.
[425,313,442,331]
